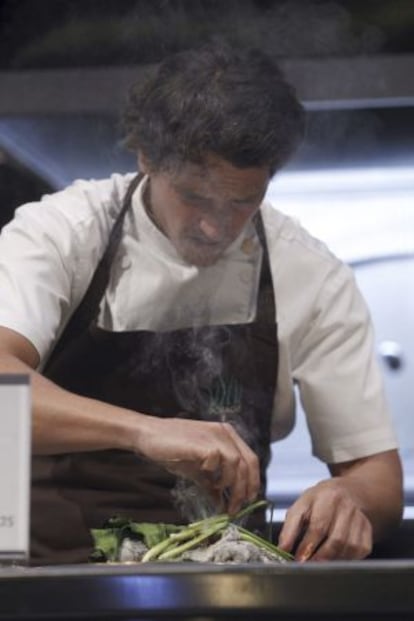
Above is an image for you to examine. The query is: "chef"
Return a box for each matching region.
[0,42,403,565]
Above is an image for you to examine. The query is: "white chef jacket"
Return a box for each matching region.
[0,173,398,463]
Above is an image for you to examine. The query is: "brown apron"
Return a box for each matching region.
[31,174,279,565]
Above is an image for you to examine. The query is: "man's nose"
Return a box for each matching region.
[199,210,230,242]
[199,218,224,242]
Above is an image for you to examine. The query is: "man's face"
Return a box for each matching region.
[140,154,270,267]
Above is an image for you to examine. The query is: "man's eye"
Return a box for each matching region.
[182,193,209,207]
[232,201,256,211]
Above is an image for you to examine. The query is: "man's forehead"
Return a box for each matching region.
[169,154,270,183]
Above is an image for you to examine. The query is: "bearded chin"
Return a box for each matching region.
[177,240,224,267]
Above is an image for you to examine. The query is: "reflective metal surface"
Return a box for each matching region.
[1,560,414,620]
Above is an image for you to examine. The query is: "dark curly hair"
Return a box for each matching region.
[122,42,305,176]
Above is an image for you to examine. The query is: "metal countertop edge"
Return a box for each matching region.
[0,561,414,618]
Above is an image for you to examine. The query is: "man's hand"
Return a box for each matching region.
[137,416,260,515]
[277,478,373,561]
[277,450,403,561]
[0,327,261,516]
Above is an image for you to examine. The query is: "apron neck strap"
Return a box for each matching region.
[254,210,277,325]
[45,175,276,369]
[44,173,143,366]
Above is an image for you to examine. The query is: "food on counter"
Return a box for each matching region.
[90,500,293,564]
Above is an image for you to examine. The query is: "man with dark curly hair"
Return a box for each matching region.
[0,43,402,565]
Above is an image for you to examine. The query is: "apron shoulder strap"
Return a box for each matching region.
[44,173,143,369]
[254,210,277,325]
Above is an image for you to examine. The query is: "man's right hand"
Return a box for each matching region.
[136,416,260,515]
[0,326,260,515]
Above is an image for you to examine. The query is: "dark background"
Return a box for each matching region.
[1,0,414,228]
[1,0,414,68]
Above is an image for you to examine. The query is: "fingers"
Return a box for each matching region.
[311,508,372,561]
[279,481,374,562]
[223,455,250,516]
[149,417,261,514]
[221,423,260,512]
[277,502,307,554]
[293,515,330,562]
[200,422,260,514]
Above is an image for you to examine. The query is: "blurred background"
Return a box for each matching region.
[0,0,413,516]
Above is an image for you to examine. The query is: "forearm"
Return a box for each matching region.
[329,450,404,541]
[0,326,261,513]
[33,378,147,455]
[0,351,148,455]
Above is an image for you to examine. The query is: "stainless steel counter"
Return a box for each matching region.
[1,559,414,620]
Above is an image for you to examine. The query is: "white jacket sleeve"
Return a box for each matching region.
[292,261,398,463]
[0,176,123,362]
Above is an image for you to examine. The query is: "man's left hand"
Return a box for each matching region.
[277,449,403,561]
[277,478,373,561]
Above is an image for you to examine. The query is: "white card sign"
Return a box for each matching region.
[0,374,31,563]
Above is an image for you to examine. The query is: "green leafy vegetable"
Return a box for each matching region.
[90,500,293,563]
[90,520,182,561]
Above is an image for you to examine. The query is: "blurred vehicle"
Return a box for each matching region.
[1,116,414,519]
